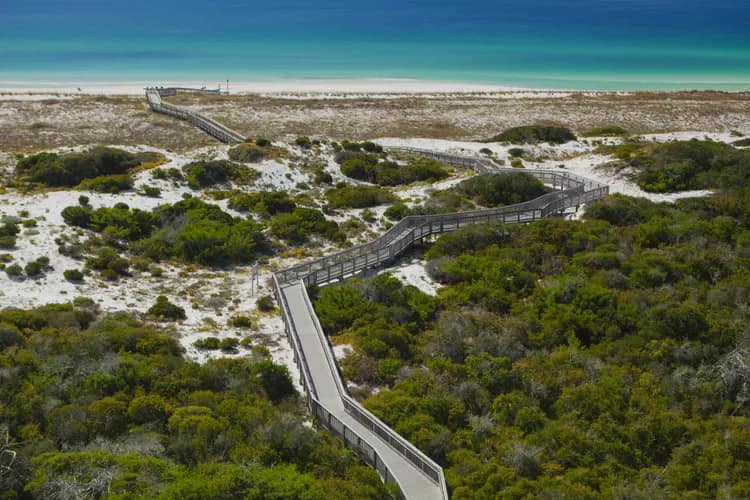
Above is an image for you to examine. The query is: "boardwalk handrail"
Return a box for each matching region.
[145,88,245,143]
[276,150,608,285]
[146,91,608,497]
[272,275,411,495]
[273,148,609,499]
[299,280,448,490]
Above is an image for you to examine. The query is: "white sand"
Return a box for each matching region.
[382,259,443,296]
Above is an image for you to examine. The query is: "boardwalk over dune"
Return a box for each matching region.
[146,93,609,498]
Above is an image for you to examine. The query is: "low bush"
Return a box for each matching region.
[5,263,22,277]
[182,160,257,189]
[295,136,312,149]
[341,156,449,186]
[147,295,186,321]
[624,139,750,192]
[230,315,254,328]
[63,269,84,282]
[269,208,345,244]
[220,337,240,352]
[325,185,398,208]
[141,185,161,197]
[256,295,275,312]
[340,140,383,153]
[78,174,134,193]
[384,203,411,221]
[86,248,130,280]
[485,125,576,144]
[24,257,50,277]
[151,167,183,181]
[16,146,142,187]
[193,337,221,349]
[228,143,266,163]
[581,125,628,137]
[228,191,295,216]
[0,222,19,249]
[255,137,271,147]
[455,172,548,207]
[63,198,271,267]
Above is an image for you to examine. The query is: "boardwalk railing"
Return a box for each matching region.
[272,275,413,495]
[273,148,609,499]
[276,148,608,285]
[145,88,245,143]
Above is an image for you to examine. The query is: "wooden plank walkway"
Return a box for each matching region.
[145,92,610,498]
[274,149,610,499]
[145,88,245,143]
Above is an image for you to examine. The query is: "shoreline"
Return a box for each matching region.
[2,78,747,98]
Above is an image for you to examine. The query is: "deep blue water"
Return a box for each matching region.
[1,0,749,90]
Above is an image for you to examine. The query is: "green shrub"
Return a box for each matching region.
[485,125,576,144]
[384,203,411,221]
[5,263,22,277]
[194,337,221,349]
[627,139,750,192]
[142,185,161,197]
[148,295,186,321]
[313,169,333,185]
[455,173,547,207]
[325,185,398,209]
[220,337,240,352]
[151,167,184,181]
[86,247,130,279]
[228,191,295,216]
[256,295,275,312]
[228,143,266,163]
[0,235,15,249]
[0,222,19,248]
[255,137,271,147]
[182,160,249,188]
[295,136,312,149]
[510,158,524,168]
[732,138,750,147]
[78,174,134,193]
[341,156,449,186]
[63,198,270,267]
[581,125,628,137]
[230,315,254,328]
[16,146,141,187]
[196,337,223,350]
[64,269,84,282]
[269,208,344,244]
[508,147,525,158]
[22,219,38,228]
[24,261,43,277]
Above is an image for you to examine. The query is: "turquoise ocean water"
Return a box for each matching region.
[1,0,749,91]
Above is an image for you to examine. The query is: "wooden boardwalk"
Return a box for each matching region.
[145,88,245,143]
[147,94,610,498]
[274,149,609,499]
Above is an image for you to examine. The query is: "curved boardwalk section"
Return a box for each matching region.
[145,88,245,143]
[274,148,609,499]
